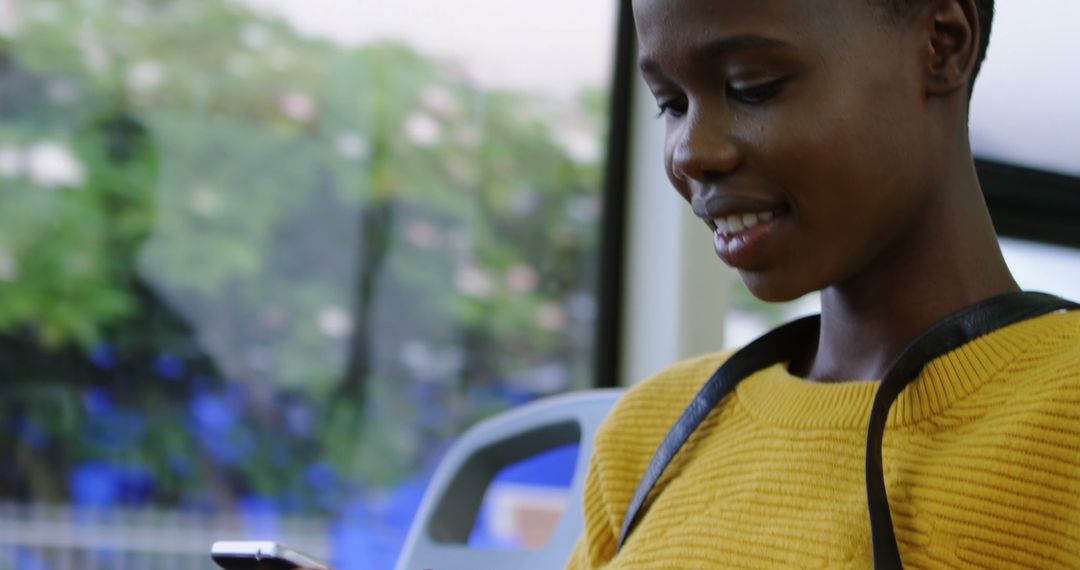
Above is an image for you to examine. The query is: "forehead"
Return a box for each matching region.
[633,0,879,65]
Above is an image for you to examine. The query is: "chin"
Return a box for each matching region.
[739,270,816,304]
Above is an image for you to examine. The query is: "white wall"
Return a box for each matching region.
[970,1,1080,177]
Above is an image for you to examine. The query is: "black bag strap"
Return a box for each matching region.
[616,292,1078,568]
[615,314,820,552]
[864,292,1078,568]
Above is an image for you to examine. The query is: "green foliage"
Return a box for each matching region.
[0,0,609,505]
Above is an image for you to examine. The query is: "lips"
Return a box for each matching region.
[690,193,790,267]
[714,212,785,268]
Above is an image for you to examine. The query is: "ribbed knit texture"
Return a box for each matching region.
[566,311,1080,569]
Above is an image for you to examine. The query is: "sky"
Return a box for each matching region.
[238,0,618,100]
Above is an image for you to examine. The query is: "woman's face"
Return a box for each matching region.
[634,0,938,301]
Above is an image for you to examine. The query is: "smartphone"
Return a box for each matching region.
[211,540,332,570]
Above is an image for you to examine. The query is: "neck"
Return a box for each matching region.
[799,161,1019,382]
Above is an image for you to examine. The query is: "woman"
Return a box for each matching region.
[567,0,1080,567]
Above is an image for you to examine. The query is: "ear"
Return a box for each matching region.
[923,0,980,96]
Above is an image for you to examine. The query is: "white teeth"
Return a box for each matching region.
[727,216,745,233]
[712,209,780,236]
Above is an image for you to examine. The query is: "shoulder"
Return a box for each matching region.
[960,309,1080,431]
[1001,309,1080,399]
[1024,305,1080,342]
[1008,308,1080,377]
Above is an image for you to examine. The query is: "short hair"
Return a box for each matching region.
[874,0,995,90]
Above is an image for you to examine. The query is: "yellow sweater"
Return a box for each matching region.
[567,311,1080,569]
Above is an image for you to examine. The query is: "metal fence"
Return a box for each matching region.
[0,502,328,570]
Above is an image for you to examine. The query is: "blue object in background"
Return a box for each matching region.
[13,419,48,450]
[190,393,236,433]
[69,462,156,509]
[382,478,427,530]
[187,392,258,466]
[331,486,424,570]
[152,353,185,380]
[491,443,578,488]
[82,388,114,417]
[7,547,53,570]
[331,519,390,570]
[467,443,580,549]
[304,462,337,490]
[70,463,121,508]
[88,344,118,371]
[238,494,281,537]
[85,409,147,453]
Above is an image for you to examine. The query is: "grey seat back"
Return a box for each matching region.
[395,389,623,570]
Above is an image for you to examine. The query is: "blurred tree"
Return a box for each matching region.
[0,0,606,512]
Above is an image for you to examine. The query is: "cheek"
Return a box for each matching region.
[779,112,928,293]
[773,96,914,220]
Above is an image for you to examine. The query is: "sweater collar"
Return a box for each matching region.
[732,311,1065,430]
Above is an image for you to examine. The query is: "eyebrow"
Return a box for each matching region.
[638,34,793,75]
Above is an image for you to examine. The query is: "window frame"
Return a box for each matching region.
[592,0,636,389]
[979,159,1080,250]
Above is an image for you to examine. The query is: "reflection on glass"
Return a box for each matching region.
[0,0,616,567]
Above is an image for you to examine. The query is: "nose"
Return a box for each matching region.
[669,109,742,184]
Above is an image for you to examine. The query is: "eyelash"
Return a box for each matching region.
[727,79,787,105]
[655,103,681,118]
[655,78,788,119]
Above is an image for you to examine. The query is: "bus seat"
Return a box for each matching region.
[394,388,623,570]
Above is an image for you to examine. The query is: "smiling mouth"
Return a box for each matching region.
[710,208,788,238]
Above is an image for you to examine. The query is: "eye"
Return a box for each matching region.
[655,98,688,119]
[726,78,788,105]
